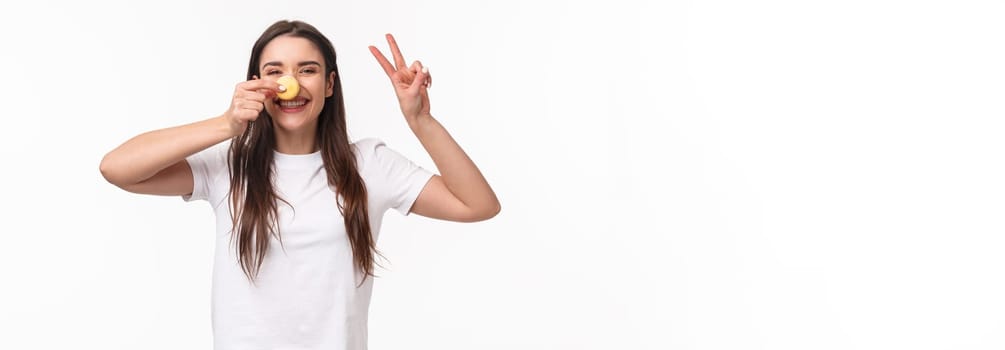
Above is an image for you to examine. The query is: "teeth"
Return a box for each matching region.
[280,100,306,108]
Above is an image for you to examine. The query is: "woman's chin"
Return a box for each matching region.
[272,113,314,132]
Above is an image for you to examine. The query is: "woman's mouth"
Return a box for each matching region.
[275,97,309,113]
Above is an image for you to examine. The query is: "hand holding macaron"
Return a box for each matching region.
[222,78,285,137]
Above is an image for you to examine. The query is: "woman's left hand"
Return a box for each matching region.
[369,33,432,126]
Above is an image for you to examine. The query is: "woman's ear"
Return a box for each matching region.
[326,71,335,97]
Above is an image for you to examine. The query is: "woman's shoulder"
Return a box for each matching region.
[351,137,414,177]
[351,137,388,163]
[351,137,385,152]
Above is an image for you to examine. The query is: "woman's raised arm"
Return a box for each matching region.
[369,34,500,222]
[99,79,280,195]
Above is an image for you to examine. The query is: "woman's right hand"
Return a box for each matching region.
[223,77,281,136]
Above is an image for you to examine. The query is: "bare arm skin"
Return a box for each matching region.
[369,34,500,222]
[99,79,280,195]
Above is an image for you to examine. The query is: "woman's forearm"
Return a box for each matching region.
[100,115,232,186]
[409,115,500,215]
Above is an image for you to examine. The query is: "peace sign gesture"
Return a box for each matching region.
[369,33,432,124]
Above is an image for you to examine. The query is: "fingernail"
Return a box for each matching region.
[421,67,428,74]
[278,85,287,92]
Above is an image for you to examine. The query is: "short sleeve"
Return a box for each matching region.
[354,138,435,216]
[182,141,230,203]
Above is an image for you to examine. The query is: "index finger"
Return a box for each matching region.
[241,78,282,93]
[385,33,407,71]
[368,45,396,78]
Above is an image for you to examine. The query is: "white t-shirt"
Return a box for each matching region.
[183,138,434,350]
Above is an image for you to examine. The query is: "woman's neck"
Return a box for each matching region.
[273,128,319,154]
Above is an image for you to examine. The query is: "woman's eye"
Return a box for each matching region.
[266,70,282,75]
[301,69,316,74]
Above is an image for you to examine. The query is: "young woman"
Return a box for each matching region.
[99,20,500,350]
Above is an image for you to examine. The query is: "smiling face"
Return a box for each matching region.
[259,35,335,134]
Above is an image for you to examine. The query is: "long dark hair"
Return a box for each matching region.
[229,20,379,286]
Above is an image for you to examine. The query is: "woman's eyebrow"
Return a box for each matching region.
[262,61,322,68]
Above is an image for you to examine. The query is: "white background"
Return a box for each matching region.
[1,0,1002,349]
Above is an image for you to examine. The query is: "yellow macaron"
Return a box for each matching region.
[276,75,300,100]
